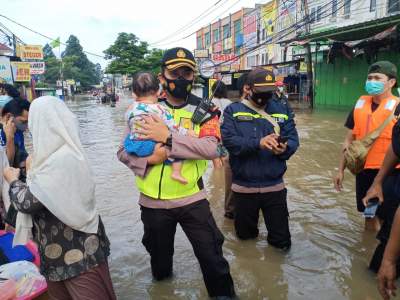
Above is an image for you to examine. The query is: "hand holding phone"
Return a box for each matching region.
[277,135,289,144]
[364,199,379,219]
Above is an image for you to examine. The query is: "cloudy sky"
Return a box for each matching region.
[1,0,263,67]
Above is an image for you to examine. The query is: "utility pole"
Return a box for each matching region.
[302,0,314,109]
[12,34,17,56]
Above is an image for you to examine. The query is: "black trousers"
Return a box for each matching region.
[233,189,291,249]
[369,171,400,273]
[140,199,235,297]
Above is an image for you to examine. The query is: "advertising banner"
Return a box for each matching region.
[16,45,44,60]
[0,56,13,84]
[11,62,31,82]
[29,61,45,75]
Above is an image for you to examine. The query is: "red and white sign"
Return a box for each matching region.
[212,54,238,62]
[29,62,45,75]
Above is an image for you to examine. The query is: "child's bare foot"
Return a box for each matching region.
[171,173,188,184]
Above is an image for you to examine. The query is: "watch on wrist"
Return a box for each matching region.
[165,134,173,147]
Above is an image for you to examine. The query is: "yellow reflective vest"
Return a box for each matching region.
[135,95,215,200]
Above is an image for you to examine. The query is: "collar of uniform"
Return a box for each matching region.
[159,93,200,110]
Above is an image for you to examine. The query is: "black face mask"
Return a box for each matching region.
[164,76,193,100]
[250,91,273,106]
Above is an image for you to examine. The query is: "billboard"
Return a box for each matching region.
[243,11,257,49]
[0,56,13,84]
[16,45,44,60]
[29,61,46,75]
[262,1,278,61]
[11,62,31,82]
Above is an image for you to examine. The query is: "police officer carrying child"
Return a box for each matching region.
[221,68,299,249]
[118,47,236,298]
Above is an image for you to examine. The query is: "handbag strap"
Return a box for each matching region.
[366,99,400,141]
[241,100,280,135]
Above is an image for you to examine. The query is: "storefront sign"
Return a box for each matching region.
[11,62,31,82]
[0,56,13,84]
[212,54,237,62]
[29,62,45,75]
[16,45,44,60]
[194,49,209,58]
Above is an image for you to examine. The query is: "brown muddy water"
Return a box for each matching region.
[64,95,383,300]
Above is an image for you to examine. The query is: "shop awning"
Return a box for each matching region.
[283,14,400,45]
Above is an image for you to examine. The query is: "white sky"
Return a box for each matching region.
[1,0,263,67]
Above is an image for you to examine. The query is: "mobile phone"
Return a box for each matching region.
[364,199,379,219]
[277,136,289,144]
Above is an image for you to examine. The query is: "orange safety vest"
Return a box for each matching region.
[353,95,399,169]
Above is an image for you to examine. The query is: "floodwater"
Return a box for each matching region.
[65,95,383,300]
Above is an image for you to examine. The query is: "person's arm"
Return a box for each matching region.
[117,144,167,177]
[136,114,222,160]
[276,115,299,160]
[334,130,355,191]
[3,119,16,164]
[221,106,261,157]
[362,144,399,205]
[8,180,44,214]
[378,208,400,300]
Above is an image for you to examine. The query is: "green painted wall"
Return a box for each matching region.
[314,51,400,109]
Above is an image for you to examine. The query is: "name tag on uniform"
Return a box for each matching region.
[355,99,365,109]
[385,99,397,111]
[236,115,253,121]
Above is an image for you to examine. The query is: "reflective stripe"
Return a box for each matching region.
[233,112,262,118]
[271,113,289,120]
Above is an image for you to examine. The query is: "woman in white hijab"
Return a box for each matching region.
[3,96,116,300]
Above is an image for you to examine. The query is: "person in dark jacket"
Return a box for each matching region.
[221,68,299,250]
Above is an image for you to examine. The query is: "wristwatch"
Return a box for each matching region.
[165,134,173,147]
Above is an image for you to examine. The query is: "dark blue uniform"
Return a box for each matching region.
[221,98,299,248]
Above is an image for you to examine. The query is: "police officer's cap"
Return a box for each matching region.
[246,68,276,93]
[162,47,196,72]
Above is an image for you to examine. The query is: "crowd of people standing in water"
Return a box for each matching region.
[0,47,400,300]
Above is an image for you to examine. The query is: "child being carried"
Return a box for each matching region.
[124,71,200,184]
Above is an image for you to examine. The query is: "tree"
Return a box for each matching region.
[60,35,100,87]
[104,33,150,74]
[141,49,164,74]
[43,43,56,59]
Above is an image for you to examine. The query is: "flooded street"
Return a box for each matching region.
[66,95,382,300]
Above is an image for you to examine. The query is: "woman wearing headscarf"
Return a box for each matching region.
[3,96,116,300]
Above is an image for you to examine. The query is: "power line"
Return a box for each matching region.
[152,0,244,47]
[0,14,105,59]
[213,0,350,69]
[149,0,231,46]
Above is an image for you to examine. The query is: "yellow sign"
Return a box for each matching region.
[66,79,76,85]
[11,62,31,82]
[262,1,277,60]
[209,78,217,98]
[16,45,44,60]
